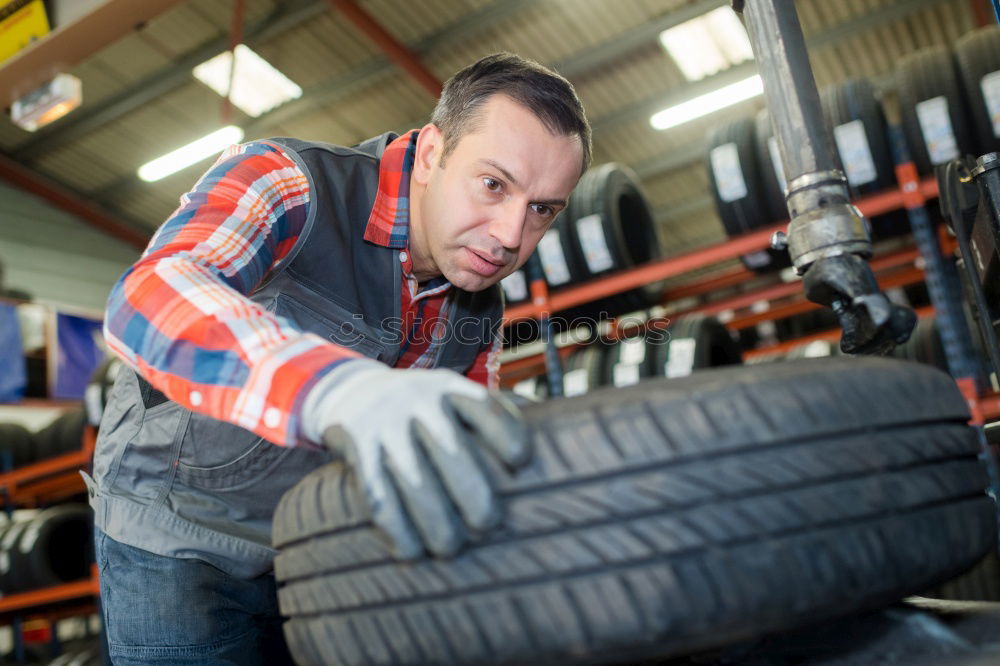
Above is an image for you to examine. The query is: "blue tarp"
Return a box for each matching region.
[0,304,25,402]
[53,312,104,400]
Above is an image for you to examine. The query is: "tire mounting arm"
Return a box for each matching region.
[733,0,916,354]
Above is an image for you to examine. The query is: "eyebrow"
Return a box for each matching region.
[478,159,568,208]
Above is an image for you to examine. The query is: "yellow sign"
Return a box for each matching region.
[0,0,50,64]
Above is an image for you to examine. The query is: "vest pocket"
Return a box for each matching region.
[275,293,385,360]
[176,434,294,491]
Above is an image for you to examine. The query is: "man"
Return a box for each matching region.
[87,52,591,664]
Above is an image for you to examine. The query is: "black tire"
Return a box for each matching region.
[714,115,790,273]
[753,109,788,224]
[707,117,767,236]
[891,317,947,372]
[561,343,611,396]
[820,78,911,240]
[565,163,663,311]
[650,314,743,378]
[273,358,994,666]
[897,46,977,176]
[603,333,659,389]
[35,408,86,461]
[956,25,1000,156]
[0,504,92,594]
[0,423,36,469]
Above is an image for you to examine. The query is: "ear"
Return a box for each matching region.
[412,123,442,186]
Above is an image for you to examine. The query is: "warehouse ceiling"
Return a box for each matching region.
[0,0,981,259]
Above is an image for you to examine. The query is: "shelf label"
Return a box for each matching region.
[833,119,878,186]
[710,142,748,202]
[665,337,697,378]
[981,71,1000,138]
[767,136,787,193]
[575,214,615,273]
[501,270,528,302]
[563,368,589,396]
[512,377,539,399]
[620,336,647,365]
[536,229,571,286]
[612,362,641,387]
[743,250,772,269]
[916,96,959,165]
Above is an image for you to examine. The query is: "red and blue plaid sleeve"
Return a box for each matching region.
[103,141,361,447]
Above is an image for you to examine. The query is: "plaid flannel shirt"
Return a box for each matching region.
[104,131,500,448]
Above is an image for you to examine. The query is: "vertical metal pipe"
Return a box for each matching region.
[741,0,839,182]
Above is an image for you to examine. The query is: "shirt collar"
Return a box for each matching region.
[363,129,419,250]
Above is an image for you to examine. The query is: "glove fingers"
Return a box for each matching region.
[355,442,422,561]
[383,427,466,558]
[446,392,532,468]
[412,418,500,532]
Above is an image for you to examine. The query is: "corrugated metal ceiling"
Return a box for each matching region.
[0,0,981,260]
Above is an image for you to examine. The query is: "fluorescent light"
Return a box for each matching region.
[138,126,245,182]
[659,7,754,82]
[650,75,763,131]
[193,44,302,118]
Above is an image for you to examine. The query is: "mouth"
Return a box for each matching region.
[465,247,506,278]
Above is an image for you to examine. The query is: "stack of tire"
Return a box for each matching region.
[273,357,996,665]
[501,163,664,333]
[897,43,977,176]
[0,504,93,595]
[561,314,742,396]
[707,116,791,273]
[712,78,910,275]
[819,79,911,239]
[0,409,87,472]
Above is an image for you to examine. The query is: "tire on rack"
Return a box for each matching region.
[564,163,664,313]
[0,504,92,595]
[820,78,910,240]
[35,408,86,461]
[650,313,742,379]
[896,46,977,176]
[0,423,36,469]
[956,25,1000,156]
[561,342,612,396]
[603,333,659,389]
[891,316,948,372]
[710,116,789,273]
[273,357,995,666]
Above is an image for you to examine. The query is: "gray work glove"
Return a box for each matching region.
[302,359,530,559]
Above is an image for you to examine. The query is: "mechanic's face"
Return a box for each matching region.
[409,94,584,292]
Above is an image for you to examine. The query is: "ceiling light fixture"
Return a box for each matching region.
[659,6,754,82]
[193,44,302,118]
[138,126,245,182]
[649,75,763,131]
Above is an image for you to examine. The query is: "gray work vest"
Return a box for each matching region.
[85,133,504,578]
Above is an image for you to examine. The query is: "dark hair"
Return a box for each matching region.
[430,53,592,174]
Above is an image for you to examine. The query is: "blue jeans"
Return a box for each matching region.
[95,528,294,665]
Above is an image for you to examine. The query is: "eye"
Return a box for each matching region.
[483,177,503,193]
[531,203,555,218]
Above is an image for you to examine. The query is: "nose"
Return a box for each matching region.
[488,202,525,253]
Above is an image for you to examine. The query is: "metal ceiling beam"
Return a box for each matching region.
[92,0,538,205]
[552,0,726,79]
[12,0,329,162]
[244,0,536,137]
[327,0,441,97]
[0,152,149,250]
[0,0,188,109]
